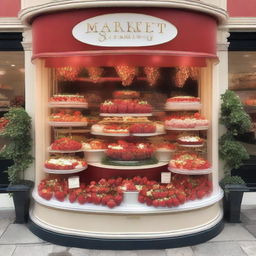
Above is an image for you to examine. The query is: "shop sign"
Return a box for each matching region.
[72,13,178,47]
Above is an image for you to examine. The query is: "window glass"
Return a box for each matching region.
[0,51,25,111]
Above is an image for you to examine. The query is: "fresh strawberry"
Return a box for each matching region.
[55,191,66,202]
[107,199,117,208]
[77,194,87,204]
[69,192,77,203]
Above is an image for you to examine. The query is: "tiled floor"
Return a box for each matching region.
[1,207,256,256]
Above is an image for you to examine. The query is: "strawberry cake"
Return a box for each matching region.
[165,113,209,130]
[50,137,82,151]
[113,90,140,99]
[50,94,87,103]
[103,124,130,135]
[49,111,88,123]
[106,141,154,161]
[165,96,201,110]
[177,135,204,146]
[83,140,108,150]
[44,158,87,170]
[169,152,211,171]
[153,142,176,162]
[83,140,108,163]
[100,99,152,114]
[91,124,104,134]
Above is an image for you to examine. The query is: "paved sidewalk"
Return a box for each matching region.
[1,207,256,256]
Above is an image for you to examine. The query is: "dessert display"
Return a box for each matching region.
[44,157,87,170]
[37,175,212,207]
[154,142,176,151]
[169,152,211,174]
[49,137,82,151]
[91,121,164,136]
[244,98,256,106]
[99,116,151,124]
[105,140,155,161]
[129,123,156,134]
[177,135,204,146]
[103,124,130,135]
[165,113,209,129]
[49,95,88,108]
[83,139,108,150]
[100,99,152,114]
[153,142,176,162]
[165,96,201,110]
[113,90,140,99]
[83,139,108,163]
[49,111,88,126]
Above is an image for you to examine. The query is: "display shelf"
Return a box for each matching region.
[33,189,223,214]
[43,166,87,174]
[100,113,153,117]
[54,128,90,134]
[48,102,88,108]
[91,131,165,137]
[48,147,85,153]
[165,103,202,111]
[177,144,204,148]
[49,121,88,127]
[91,131,130,137]
[165,126,208,131]
[131,132,166,137]
[168,167,212,175]
[89,162,168,170]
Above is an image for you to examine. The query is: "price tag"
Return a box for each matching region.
[161,172,171,184]
[68,176,80,189]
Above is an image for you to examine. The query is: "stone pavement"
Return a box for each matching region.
[1,207,256,256]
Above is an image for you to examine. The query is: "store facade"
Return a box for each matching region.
[2,0,254,249]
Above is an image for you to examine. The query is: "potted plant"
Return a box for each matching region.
[0,107,34,223]
[219,90,251,222]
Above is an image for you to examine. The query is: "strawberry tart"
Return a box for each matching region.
[169,152,211,174]
[106,140,154,161]
[165,96,201,110]
[177,135,204,146]
[83,140,108,163]
[103,124,130,135]
[49,111,88,126]
[165,113,209,130]
[50,137,82,151]
[113,90,140,99]
[44,158,87,170]
[100,99,152,114]
[49,95,88,108]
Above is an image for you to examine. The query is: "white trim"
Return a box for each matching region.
[226,17,256,31]
[19,0,227,26]
[0,17,25,32]
[32,188,223,214]
[30,205,223,239]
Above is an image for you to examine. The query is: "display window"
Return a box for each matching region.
[0,51,25,111]
[33,59,218,212]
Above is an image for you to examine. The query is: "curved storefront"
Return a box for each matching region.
[19,0,227,249]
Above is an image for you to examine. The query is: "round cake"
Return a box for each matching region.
[113,90,140,99]
[165,96,201,110]
[177,136,204,145]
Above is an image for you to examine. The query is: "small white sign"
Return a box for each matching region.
[161,172,171,184]
[72,13,178,47]
[68,176,80,189]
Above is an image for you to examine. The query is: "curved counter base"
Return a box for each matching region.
[29,201,223,249]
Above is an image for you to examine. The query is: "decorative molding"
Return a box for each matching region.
[19,0,227,26]
[217,28,230,51]
[0,17,25,32]
[21,28,32,51]
[226,17,256,31]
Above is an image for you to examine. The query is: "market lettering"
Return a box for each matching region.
[86,21,167,34]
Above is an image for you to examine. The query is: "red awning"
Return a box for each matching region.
[31,8,218,67]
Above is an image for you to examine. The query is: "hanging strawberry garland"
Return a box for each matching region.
[174,66,200,87]
[144,67,160,86]
[115,65,138,86]
[86,67,104,83]
[56,67,80,81]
